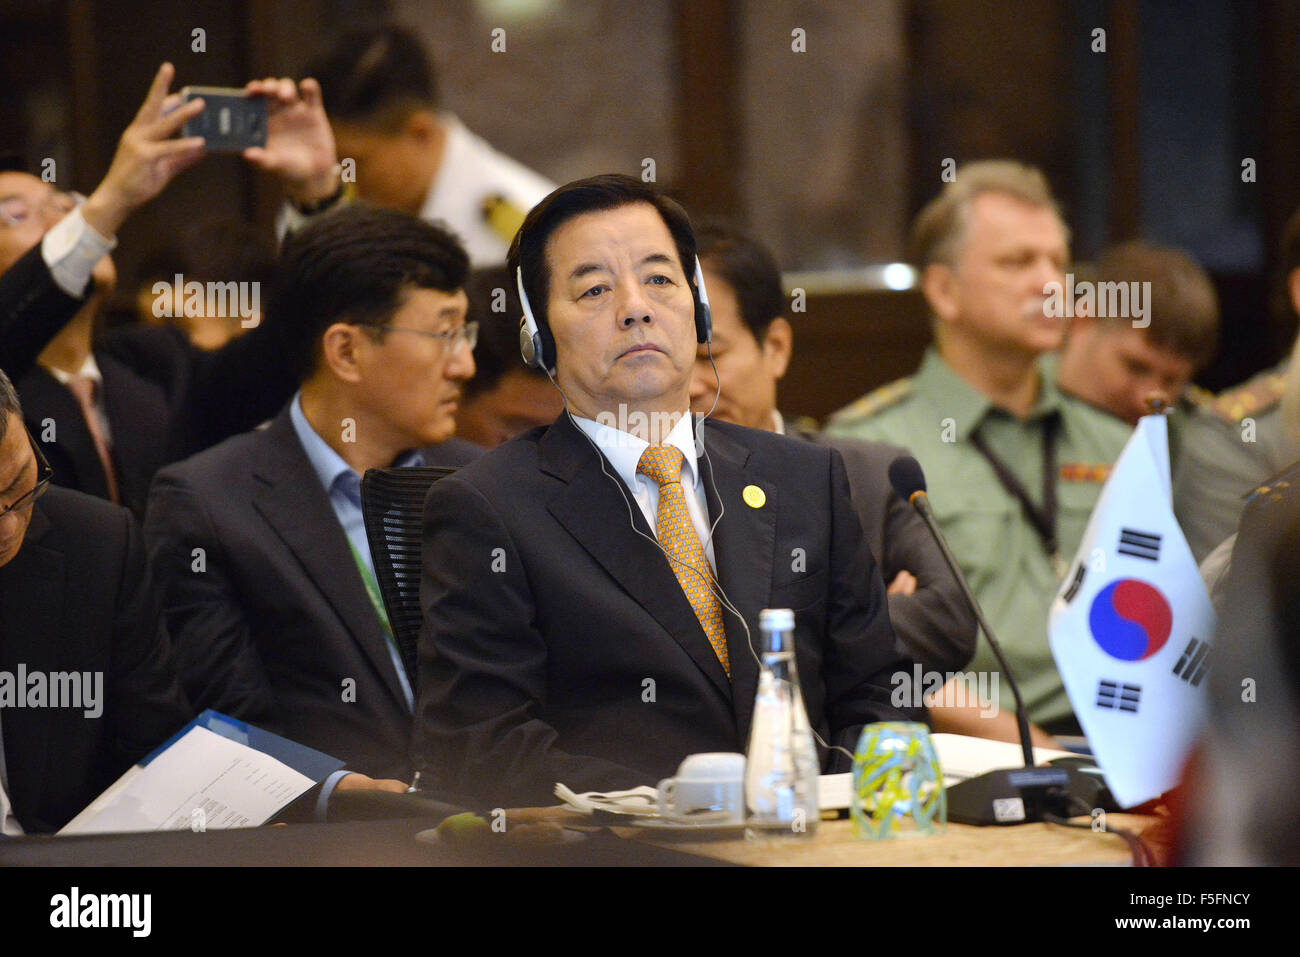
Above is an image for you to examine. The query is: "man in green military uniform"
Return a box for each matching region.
[827,160,1130,734]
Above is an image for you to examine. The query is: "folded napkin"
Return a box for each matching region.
[554,783,660,817]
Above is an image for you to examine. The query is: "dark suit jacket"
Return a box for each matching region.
[0,486,191,833]
[795,429,977,672]
[16,355,170,518]
[0,243,295,515]
[144,405,481,781]
[414,413,917,807]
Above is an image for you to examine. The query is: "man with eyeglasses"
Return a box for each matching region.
[0,367,191,833]
[144,206,480,785]
[0,62,342,518]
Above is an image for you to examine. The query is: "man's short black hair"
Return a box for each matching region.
[308,25,438,128]
[272,205,469,383]
[0,367,21,443]
[462,266,544,399]
[506,173,699,333]
[695,222,786,342]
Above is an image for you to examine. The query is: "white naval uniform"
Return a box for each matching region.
[278,113,554,266]
[420,113,556,266]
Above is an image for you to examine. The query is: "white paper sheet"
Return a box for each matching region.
[817,733,1079,811]
[59,725,314,835]
[930,733,1075,784]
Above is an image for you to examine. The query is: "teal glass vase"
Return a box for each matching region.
[851,721,946,839]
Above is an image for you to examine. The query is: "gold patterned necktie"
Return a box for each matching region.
[637,444,730,678]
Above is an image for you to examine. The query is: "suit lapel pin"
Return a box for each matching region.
[742,484,766,509]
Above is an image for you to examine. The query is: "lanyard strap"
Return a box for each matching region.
[969,411,1064,571]
[347,539,396,646]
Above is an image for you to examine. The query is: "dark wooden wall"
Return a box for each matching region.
[782,289,930,425]
[4,0,1296,417]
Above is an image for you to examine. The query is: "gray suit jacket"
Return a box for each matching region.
[795,428,977,672]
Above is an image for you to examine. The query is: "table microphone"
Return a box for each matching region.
[887,455,1113,826]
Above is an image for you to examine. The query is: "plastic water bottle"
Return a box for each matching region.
[744,608,819,840]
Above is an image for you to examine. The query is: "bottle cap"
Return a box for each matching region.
[759,608,795,631]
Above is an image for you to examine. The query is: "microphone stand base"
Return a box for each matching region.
[947,766,1120,826]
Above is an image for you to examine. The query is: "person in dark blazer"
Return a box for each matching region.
[685,223,976,673]
[8,352,171,519]
[145,207,480,782]
[0,64,345,517]
[415,175,916,808]
[0,369,190,834]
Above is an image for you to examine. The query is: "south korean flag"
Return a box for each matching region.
[1048,414,1215,808]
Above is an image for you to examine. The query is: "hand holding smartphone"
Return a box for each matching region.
[180,86,267,151]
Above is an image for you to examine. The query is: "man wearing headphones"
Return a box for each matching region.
[413,174,915,808]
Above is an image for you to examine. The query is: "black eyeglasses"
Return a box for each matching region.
[0,427,54,520]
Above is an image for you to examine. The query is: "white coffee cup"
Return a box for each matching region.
[656,752,746,823]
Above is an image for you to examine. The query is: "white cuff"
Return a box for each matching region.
[42,207,116,298]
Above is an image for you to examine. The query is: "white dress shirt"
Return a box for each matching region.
[572,411,716,571]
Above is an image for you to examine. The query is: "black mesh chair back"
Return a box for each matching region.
[360,466,458,693]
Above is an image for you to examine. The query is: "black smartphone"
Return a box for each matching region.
[180,86,267,151]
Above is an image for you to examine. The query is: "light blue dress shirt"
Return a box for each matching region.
[289,393,422,806]
[572,410,716,571]
[288,393,418,709]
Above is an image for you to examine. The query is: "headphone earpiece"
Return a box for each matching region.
[517,265,554,373]
[518,317,538,368]
[692,255,713,345]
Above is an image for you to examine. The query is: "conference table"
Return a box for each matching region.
[0,807,1168,867]
[620,812,1168,866]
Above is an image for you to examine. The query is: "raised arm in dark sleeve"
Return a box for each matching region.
[0,243,87,378]
[0,234,295,458]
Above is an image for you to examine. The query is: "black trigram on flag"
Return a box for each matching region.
[1062,563,1086,603]
[1173,637,1211,686]
[1118,528,1161,561]
[1097,679,1141,713]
